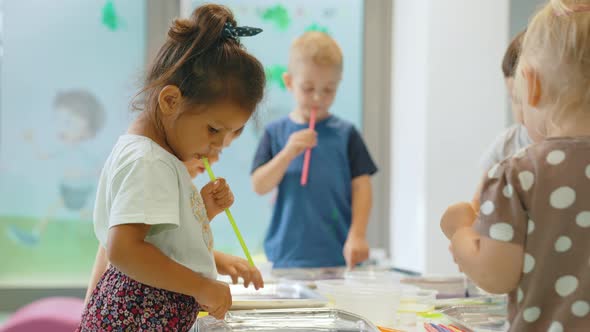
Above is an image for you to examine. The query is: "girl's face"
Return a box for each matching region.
[183,152,220,179]
[162,99,249,164]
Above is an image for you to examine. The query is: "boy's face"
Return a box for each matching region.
[283,60,342,121]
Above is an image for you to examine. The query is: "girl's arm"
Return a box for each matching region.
[441,203,523,294]
[107,223,231,319]
[451,227,523,293]
[84,244,109,304]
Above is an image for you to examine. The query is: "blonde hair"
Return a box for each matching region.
[515,0,590,129]
[288,31,343,72]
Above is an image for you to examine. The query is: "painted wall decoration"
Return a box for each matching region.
[0,0,145,286]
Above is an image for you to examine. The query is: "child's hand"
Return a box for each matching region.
[215,251,264,290]
[440,202,477,240]
[284,129,317,159]
[195,279,232,320]
[201,178,234,221]
[448,244,463,272]
[343,234,370,269]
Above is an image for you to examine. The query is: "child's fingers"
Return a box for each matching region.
[309,135,318,145]
[234,263,251,288]
[201,305,211,315]
[214,189,231,200]
[215,192,234,207]
[251,268,264,290]
[228,266,239,284]
[347,248,368,268]
[343,249,353,269]
[345,257,354,270]
[200,182,215,195]
[208,306,226,320]
[212,178,227,192]
[214,196,233,209]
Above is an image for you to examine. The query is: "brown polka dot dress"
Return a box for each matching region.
[475,137,590,331]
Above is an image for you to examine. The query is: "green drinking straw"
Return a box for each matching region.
[202,157,255,267]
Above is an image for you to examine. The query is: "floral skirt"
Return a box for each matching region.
[76,266,200,331]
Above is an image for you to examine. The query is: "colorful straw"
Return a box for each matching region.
[300,108,317,186]
[202,158,255,267]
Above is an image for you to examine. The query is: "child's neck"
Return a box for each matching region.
[546,112,590,139]
[289,108,330,124]
[128,112,176,156]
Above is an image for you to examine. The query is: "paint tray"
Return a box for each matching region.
[196,308,381,332]
[440,304,508,332]
[230,283,327,309]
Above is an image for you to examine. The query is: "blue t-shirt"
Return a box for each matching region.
[251,115,378,268]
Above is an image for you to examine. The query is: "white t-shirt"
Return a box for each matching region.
[93,134,217,280]
[480,124,532,172]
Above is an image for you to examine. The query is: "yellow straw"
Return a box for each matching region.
[202,158,255,267]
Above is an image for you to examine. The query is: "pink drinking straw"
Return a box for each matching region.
[300,108,317,186]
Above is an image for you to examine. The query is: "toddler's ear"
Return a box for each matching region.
[158,85,182,116]
[523,68,542,108]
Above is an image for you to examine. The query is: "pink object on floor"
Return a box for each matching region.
[0,297,83,332]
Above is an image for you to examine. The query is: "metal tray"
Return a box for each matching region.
[230,283,327,309]
[440,305,508,332]
[272,267,346,282]
[196,308,380,332]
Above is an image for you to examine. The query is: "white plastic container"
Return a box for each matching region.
[315,279,411,327]
[344,270,404,284]
[400,275,483,298]
[398,288,438,313]
[395,288,439,328]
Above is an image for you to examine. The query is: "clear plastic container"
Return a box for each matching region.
[315,279,413,327]
[344,270,405,285]
[400,275,466,298]
[398,288,438,313]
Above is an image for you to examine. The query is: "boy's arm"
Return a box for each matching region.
[343,175,372,268]
[84,244,109,304]
[343,127,378,268]
[251,128,316,195]
[251,149,296,195]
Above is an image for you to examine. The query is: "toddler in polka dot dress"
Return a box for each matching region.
[441,0,590,331]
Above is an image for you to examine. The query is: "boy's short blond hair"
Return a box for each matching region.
[288,31,343,71]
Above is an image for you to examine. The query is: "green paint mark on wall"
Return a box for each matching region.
[265,65,288,90]
[305,22,330,34]
[102,1,120,31]
[261,5,291,31]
